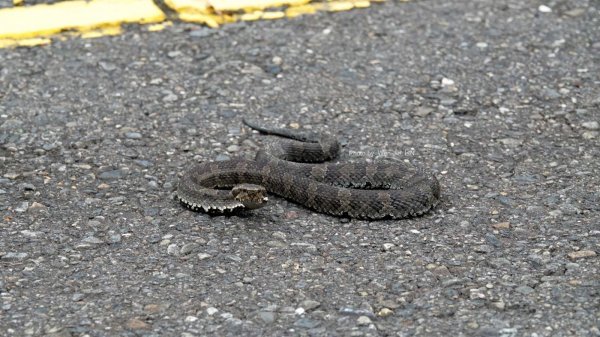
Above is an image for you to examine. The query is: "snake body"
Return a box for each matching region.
[177,120,440,219]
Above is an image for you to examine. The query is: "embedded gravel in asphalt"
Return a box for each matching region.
[1,0,599,336]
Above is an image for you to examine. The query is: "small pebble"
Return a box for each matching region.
[3,172,19,179]
[441,78,455,86]
[126,318,149,330]
[474,245,493,253]
[72,293,85,301]
[441,98,457,106]
[567,250,596,260]
[272,56,283,65]
[467,321,479,329]
[498,138,523,147]
[108,233,122,244]
[180,243,198,255]
[30,202,47,210]
[189,27,214,38]
[163,93,178,102]
[582,121,599,130]
[339,307,376,318]
[356,316,372,326]
[198,253,212,260]
[377,308,393,317]
[382,243,395,251]
[258,311,276,324]
[125,132,142,139]
[564,8,585,17]
[1,252,29,261]
[271,231,286,240]
[167,51,182,58]
[218,110,237,118]
[283,211,298,219]
[266,240,287,248]
[134,160,153,168]
[485,233,502,247]
[21,183,36,190]
[548,209,563,217]
[290,242,317,253]
[492,222,510,229]
[293,318,321,329]
[224,254,242,262]
[15,202,29,212]
[492,301,505,310]
[99,169,125,180]
[541,88,560,99]
[515,285,535,295]
[167,244,179,255]
[21,230,42,238]
[413,106,433,117]
[301,300,321,311]
[98,61,117,72]
[185,316,198,322]
[81,236,104,245]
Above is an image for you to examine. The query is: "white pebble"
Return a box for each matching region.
[382,243,395,251]
[272,56,283,65]
[441,78,455,86]
[582,121,599,130]
[357,316,372,325]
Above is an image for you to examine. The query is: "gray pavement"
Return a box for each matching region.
[1,0,599,336]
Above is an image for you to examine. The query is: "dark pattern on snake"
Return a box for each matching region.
[177,119,440,219]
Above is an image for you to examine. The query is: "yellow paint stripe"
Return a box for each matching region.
[209,0,311,12]
[239,10,286,21]
[79,25,123,39]
[0,37,50,48]
[174,0,379,26]
[237,0,374,21]
[285,4,315,17]
[164,0,211,14]
[0,0,165,39]
[0,0,390,48]
[147,21,174,32]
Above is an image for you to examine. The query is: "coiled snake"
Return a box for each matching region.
[177,119,440,219]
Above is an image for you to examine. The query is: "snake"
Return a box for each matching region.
[176,119,440,220]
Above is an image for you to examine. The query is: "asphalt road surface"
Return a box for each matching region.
[1,0,599,336]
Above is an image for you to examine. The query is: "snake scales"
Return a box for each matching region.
[177,119,440,219]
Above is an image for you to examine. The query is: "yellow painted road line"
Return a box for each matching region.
[0,0,165,40]
[175,0,381,25]
[0,0,388,48]
[209,0,311,12]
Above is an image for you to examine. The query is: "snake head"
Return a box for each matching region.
[231,183,268,210]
